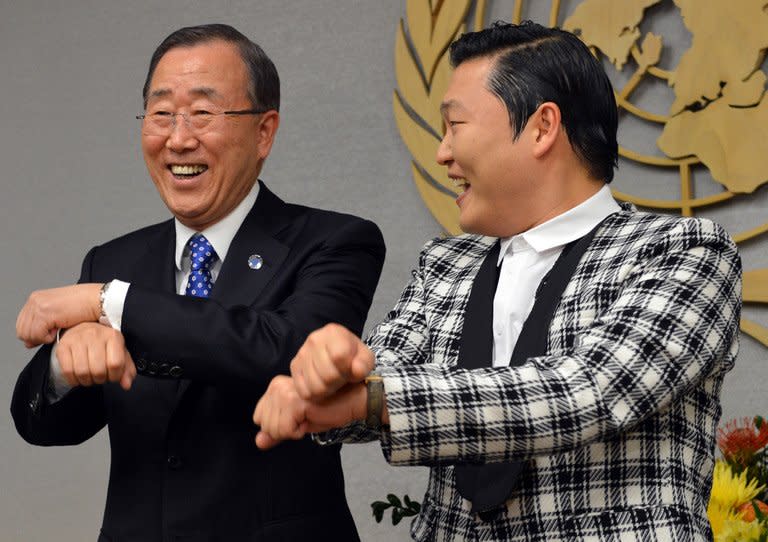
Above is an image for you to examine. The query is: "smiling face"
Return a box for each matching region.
[437,56,541,237]
[141,40,279,230]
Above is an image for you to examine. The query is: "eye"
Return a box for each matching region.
[149,110,172,117]
[192,110,213,117]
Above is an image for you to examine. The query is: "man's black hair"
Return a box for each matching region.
[142,23,280,112]
[449,21,618,182]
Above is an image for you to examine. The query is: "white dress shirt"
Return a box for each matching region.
[48,183,260,398]
[491,185,621,367]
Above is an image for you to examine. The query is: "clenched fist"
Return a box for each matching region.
[56,322,136,390]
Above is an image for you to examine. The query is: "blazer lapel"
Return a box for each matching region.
[129,223,177,294]
[176,182,291,399]
[211,184,291,308]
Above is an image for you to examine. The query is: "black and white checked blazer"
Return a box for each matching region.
[326,206,741,541]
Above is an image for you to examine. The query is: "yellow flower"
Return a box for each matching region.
[715,517,764,542]
[710,461,765,510]
[708,461,767,539]
[708,501,741,538]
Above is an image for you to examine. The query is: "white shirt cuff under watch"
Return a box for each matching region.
[47,279,130,402]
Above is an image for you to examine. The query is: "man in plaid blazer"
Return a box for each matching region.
[254,22,742,541]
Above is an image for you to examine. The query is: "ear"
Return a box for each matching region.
[255,110,280,160]
[530,102,561,159]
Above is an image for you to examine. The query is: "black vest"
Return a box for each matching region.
[454,225,600,517]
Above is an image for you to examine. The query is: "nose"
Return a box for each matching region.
[436,131,452,165]
[165,114,199,152]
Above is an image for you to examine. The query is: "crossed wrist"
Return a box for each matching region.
[96,279,128,330]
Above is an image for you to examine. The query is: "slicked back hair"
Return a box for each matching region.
[449,21,618,183]
[142,23,280,112]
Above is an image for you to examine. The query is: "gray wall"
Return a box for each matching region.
[1,1,765,541]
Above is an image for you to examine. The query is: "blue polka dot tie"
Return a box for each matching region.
[185,233,218,298]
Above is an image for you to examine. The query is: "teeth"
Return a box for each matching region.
[451,178,469,191]
[171,164,207,175]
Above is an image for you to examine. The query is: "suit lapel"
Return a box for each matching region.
[175,182,292,399]
[129,223,176,293]
[211,183,291,308]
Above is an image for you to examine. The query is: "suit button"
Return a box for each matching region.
[169,366,183,378]
[136,357,147,371]
[147,361,158,375]
[159,363,170,376]
[28,394,40,414]
[167,455,182,469]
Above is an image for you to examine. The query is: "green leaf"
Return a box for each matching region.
[387,494,403,507]
[753,501,766,521]
[392,507,403,525]
[371,501,391,523]
[409,500,422,513]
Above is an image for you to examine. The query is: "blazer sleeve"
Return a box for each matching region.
[315,237,438,445]
[10,247,107,446]
[120,217,385,390]
[375,219,742,467]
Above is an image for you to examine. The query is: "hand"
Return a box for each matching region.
[55,322,136,391]
[16,284,103,347]
[253,376,367,450]
[253,375,308,450]
[290,323,374,401]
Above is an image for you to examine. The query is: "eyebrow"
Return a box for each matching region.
[439,100,465,115]
[147,86,224,102]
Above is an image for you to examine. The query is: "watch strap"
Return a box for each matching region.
[364,373,384,430]
[98,281,112,326]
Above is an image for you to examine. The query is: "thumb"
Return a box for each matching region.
[255,431,279,450]
[43,329,58,345]
[120,353,136,391]
[349,344,375,382]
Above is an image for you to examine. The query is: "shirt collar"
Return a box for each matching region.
[174,182,260,270]
[498,184,620,265]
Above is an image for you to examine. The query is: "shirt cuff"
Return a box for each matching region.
[47,335,73,404]
[102,279,130,331]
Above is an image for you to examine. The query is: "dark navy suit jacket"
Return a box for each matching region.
[12,181,385,541]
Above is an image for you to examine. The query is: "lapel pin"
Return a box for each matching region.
[247,254,264,270]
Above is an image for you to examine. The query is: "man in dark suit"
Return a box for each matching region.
[12,24,384,541]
